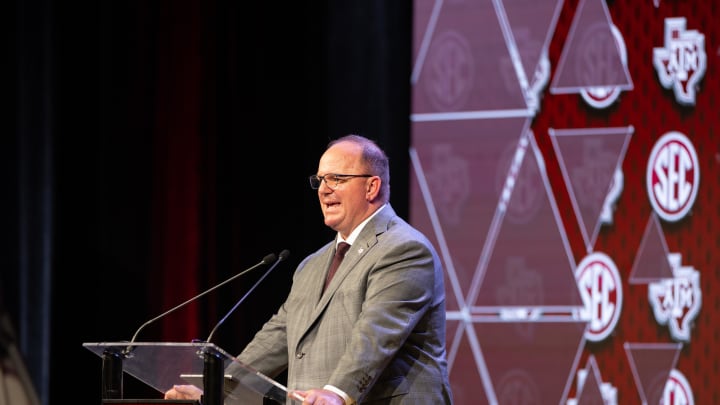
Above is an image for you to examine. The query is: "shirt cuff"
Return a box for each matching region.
[323,384,355,405]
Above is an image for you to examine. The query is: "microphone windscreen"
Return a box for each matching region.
[262,253,277,264]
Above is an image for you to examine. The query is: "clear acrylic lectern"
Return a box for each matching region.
[83,341,299,405]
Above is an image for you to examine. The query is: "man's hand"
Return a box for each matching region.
[290,388,344,405]
[164,384,203,400]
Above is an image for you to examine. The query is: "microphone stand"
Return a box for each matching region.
[205,250,290,343]
[201,250,290,405]
[99,253,276,402]
[124,253,276,355]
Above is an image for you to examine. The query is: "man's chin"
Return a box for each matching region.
[323,216,340,230]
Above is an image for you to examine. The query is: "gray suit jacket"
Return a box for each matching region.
[232,205,453,404]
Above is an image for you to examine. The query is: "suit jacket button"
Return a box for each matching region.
[295,352,305,359]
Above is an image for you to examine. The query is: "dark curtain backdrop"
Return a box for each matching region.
[6,1,411,403]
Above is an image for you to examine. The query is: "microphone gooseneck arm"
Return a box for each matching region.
[205,249,290,343]
[126,253,277,347]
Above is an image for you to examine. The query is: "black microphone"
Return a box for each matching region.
[205,249,290,343]
[123,252,277,353]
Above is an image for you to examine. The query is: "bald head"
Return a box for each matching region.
[327,135,390,204]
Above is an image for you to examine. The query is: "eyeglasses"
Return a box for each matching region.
[309,173,373,190]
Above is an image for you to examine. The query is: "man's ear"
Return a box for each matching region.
[366,177,380,200]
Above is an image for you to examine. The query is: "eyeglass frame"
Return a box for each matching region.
[308,173,374,190]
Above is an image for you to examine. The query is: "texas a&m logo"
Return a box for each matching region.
[648,253,701,342]
[652,17,706,106]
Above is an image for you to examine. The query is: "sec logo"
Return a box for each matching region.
[646,131,699,222]
[575,252,623,342]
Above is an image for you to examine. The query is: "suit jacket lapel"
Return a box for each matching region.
[310,205,395,317]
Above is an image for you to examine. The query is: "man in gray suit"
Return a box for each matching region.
[167,135,453,404]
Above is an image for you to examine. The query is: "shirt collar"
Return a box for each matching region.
[336,204,387,247]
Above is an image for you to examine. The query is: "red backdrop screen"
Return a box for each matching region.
[410,0,718,403]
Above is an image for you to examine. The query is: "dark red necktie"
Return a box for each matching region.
[323,242,350,293]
